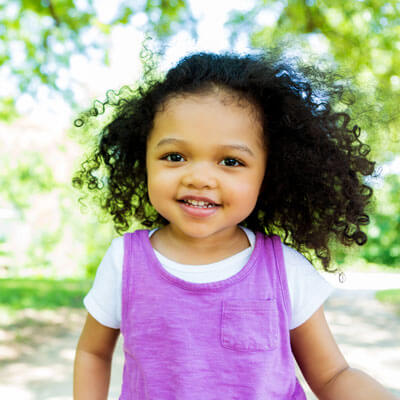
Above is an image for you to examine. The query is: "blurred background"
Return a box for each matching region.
[0,0,400,398]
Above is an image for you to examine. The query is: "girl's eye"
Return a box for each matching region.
[220,158,243,167]
[162,153,185,162]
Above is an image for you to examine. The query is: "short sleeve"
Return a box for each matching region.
[83,237,124,329]
[282,244,336,330]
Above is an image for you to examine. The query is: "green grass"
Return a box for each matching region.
[375,289,400,316]
[0,278,92,310]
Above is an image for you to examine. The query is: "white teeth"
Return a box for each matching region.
[184,199,215,208]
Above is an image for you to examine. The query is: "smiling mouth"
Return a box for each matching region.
[178,199,220,208]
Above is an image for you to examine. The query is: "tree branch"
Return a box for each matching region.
[47,0,61,26]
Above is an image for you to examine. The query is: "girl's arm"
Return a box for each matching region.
[73,313,120,400]
[291,306,398,400]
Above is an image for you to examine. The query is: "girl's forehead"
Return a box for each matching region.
[152,91,264,144]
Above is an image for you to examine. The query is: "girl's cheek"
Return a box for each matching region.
[152,168,177,181]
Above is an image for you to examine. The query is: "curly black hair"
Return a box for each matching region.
[72,49,376,271]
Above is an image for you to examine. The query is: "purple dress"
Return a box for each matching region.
[119,229,306,399]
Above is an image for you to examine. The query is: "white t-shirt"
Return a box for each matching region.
[84,227,335,330]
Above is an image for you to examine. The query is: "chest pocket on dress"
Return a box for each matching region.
[221,298,279,352]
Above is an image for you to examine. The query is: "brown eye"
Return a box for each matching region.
[162,153,185,162]
[220,158,243,167]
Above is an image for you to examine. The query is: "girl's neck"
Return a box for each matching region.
[150,225,251,265]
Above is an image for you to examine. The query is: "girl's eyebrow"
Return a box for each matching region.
[155,137,255,158]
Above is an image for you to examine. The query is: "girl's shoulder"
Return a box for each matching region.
[261,233,315,273]
[108,236,125,271]
[280,241,319,277]
[105,229,153,272]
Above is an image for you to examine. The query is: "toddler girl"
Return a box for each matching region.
[73,51,396,399]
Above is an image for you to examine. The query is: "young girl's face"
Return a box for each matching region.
[146,91,267,241]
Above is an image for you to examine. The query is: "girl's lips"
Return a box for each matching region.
[178,201,219,218]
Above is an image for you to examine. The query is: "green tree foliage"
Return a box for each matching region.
[226,0,400,158]
[0,152,56,212]
[0,0,196,117]
[360,174,400,266]
[330,172,400,269]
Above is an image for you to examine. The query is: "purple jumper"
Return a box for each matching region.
[120,229,306,399]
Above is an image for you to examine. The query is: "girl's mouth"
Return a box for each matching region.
[180,199,217,208]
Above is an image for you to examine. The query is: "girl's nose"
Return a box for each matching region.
[181,164,218,189]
